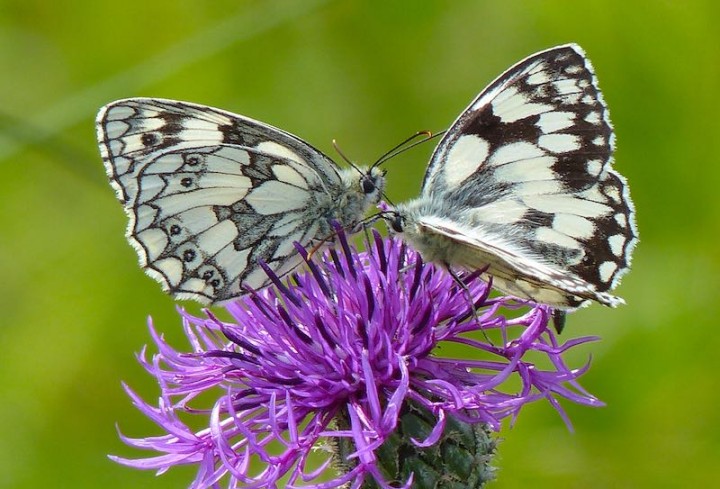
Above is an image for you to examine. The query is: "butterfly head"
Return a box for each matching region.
[359,166,387,206]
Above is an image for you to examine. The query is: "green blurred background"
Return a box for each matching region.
[1,0,718,487]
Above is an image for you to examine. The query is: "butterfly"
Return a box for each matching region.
[97,98,385,304]
[385,44,638,315]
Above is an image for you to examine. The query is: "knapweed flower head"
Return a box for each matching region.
[113,230,601,488]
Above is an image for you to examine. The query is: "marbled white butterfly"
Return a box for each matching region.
[97,99,385,304]
[386,44,638,312]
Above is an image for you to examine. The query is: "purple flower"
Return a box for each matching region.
[112,231,602,488]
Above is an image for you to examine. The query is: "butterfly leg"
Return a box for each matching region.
[361,220,373,247]
[444,263,494,345]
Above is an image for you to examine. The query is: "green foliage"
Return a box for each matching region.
[1,1,718,487]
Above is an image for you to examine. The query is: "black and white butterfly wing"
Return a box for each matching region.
[402,44,637,308]
[97,98,370,304]
[413,217,622,308]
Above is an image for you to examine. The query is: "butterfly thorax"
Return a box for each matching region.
[390,196,463,265]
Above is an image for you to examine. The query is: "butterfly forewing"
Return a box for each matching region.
[399,44,637,309]
[424,45,613,194]
[98,98,380,304]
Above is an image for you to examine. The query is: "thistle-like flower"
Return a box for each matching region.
[112,231,601,488]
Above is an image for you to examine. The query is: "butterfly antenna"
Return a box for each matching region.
[371,130,444,206]
[371,130,446,169]
[332,139,364,175]
[381,195,396,207]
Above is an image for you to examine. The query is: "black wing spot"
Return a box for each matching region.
[181,177,193,188]
[159,112,185,135]
[185,154,202,166]
[169,224,182,236]
[141,133,159,147]
[220,122,246,145]
[183,249,196,262]
[521,209,555,229]
[551,155,597,192]
[465,104,542,152]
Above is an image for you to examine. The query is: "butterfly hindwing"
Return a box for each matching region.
[394,44,637,309]
[98,98,382,304]
[414,216,620,308]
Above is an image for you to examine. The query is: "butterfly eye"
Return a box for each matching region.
[390,214,404,233]
[361,176,376,195]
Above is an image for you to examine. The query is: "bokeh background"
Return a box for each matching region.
[1,1,718,487]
